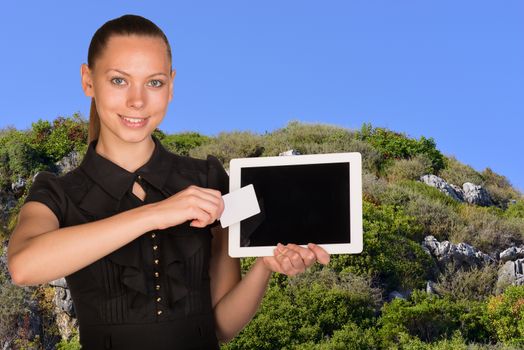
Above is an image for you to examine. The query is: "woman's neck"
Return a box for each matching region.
[95,132,155,173]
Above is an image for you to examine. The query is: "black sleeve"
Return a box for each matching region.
[206,155,229,229]
[24,171,65,226]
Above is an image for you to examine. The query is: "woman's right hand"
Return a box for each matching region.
[151,185,225,230]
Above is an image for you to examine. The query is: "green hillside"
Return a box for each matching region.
[1,115,523,349]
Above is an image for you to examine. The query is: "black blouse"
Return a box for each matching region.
[23,135,229,350]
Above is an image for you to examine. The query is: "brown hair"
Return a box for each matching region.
[86,14,172,143]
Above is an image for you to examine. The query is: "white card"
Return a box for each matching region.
[220,184,261,228]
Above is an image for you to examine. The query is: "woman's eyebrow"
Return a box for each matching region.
[106,68,169,78]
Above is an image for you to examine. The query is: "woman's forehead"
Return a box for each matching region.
[95,35,171,73]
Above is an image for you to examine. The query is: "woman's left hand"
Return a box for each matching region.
[260,243,330,276]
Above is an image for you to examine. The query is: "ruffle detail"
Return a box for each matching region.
[162,224,210,310]
[106,239,148,309]
[105,224,210,312]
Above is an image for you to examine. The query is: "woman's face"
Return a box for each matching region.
[81,34,175,144]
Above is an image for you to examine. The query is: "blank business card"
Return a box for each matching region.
[220,184,261,228]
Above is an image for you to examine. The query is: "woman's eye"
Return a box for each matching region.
[110,77,126,86]
[148,79,164,88]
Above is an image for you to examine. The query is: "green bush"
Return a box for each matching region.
[486,285,524,346]
[161,132,211,155]
[378,290,491,346]
[222,269,380,350]
[434,263,499,301]
[29,114,88,162]
[439,156,484,187]
[189,131,264,165]
[357,123,445,174]
[505,201,524,219]
[450,205,524,253]
[386,154,433,182]
[482,168,522,208]
[329,202,433,292]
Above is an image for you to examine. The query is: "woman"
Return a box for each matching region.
[7,14,330,349]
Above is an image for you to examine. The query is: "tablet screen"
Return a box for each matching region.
[240,162,350,247]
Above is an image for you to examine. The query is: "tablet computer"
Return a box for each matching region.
[227,152,363,257]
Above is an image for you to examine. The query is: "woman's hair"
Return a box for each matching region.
[86,14,172,143]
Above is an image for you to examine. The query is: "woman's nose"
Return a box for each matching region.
[126,84,146,109]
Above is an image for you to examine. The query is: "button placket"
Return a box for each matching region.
[151,230,163,317]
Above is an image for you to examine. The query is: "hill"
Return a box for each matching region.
[1,115,523,349]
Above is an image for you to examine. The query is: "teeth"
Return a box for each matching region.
[122,116,144,123]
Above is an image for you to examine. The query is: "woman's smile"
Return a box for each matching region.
[119,114,150,128]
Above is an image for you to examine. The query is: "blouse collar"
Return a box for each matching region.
[79,134,174,201]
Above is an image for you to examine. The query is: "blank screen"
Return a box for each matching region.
[240,162,350,247]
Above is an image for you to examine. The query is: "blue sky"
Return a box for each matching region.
[1,1,523,192]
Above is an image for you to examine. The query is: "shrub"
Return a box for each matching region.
[222,268,380,350]
[434,263,499,301]
[439,156,484,187]
[482,168,522,208]
[380,180,462,242]
[378,290,491,346]
[161,132,211,155]
[450,205,524,254]
[357,123,445,174]
[505,200,524,219]
[329,202,433,292]
[386,154,433,182]
[486,285,524,346]
[189,131,264,166]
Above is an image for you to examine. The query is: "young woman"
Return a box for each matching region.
[7,14,330,350]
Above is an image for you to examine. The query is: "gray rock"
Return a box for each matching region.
[426,280,438,294]
[55,150,82,175]
[422,235,495,269]
[463,182,493,206]
[388,290,408,301]
[279,149,300,156]
[11,175,26,193]
[420,175,464,202]
[497,259,524,293]
[499,247,524,263]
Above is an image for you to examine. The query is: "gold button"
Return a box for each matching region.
[151,233,156,238]
[154,272,159,278]
[157,297,162,302]
[156,285,160,290]
[154,259,159,265]
[157,310,162,315]
[153,245,158,250]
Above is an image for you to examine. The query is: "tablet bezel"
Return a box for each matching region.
[227,152,363,257]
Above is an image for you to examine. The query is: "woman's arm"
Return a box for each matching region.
[209,225,330,343]
[8,185,224,286]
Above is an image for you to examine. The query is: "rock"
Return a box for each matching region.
[426,280,437,294]
[55,150,82,175]
[11,175,26,194]
[499,247,524,263]
[463,182,493,206]
[388,290,409,301]
[420,175,464,202]
[422,235,495,270]
[279,149,300,156]
[496,259,524,293]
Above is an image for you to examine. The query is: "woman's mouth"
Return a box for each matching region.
[119,114,149,128]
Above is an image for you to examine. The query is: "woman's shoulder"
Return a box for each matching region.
[162,148,225,175]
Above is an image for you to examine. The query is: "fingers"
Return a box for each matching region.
[275,243,306,276]
[182,186,224,226]
[307,243,330,265]
[286,243,317,268]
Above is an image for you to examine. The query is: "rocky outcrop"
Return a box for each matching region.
[279,149,300,156]
[499,246,524,263]
[422,235,495,270]
[496,259,524,293]
[462,182,493,206]
[420,175,493,206]
[49,278,77,340]
[55,150,82,175]
[420,175,464,202]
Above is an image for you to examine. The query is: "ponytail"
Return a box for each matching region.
[88,98,100,144]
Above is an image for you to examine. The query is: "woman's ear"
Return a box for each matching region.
[169,68,176,102]
[80,63,94,97]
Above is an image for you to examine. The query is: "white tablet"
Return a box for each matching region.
[227,152,363,257]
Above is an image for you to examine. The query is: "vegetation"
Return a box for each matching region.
[1,115,523,348]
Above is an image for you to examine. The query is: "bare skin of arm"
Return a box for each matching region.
[7,185,225,286]
[209,225,330,343]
